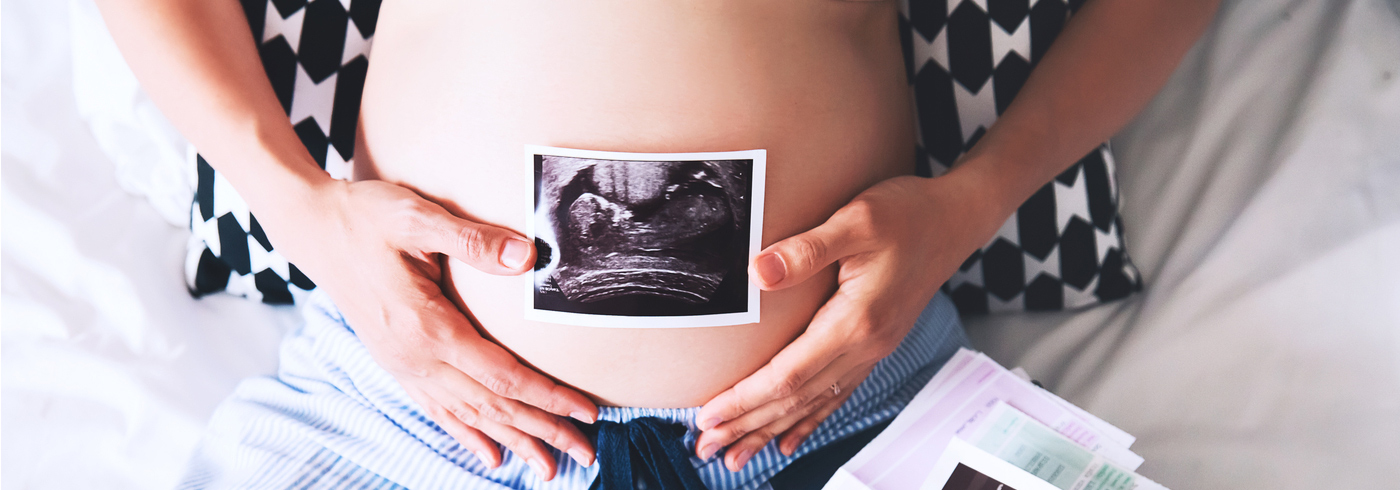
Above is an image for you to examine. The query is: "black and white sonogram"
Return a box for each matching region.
[524,146,764,328]
[942,464,1019,490]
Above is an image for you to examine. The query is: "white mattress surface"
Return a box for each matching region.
[3,0,1398,489]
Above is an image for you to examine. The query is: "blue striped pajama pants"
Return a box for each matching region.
[179,291,967,489]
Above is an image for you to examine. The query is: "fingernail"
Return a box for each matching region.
[473,451,495,468]
[699,443,721,460]
[571,411,595,424]
[501,239,531,269]
[527,457,548,479]
[730,449,754,472]
[782,438,802,456]
[755,253,786,286]
[568,448,593,467]
[699,417,722,431]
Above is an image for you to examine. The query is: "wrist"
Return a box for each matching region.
[925,159,1024,240]
[201,113,336,211]
[243,176,349,271]
[233,147,347,257]
[237,152,338,220]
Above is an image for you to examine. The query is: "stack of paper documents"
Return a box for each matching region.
[824,349,1168,490]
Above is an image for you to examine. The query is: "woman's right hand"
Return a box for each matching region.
[272,178,598,480]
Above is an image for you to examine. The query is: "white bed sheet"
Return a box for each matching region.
[2,3,300,489]
[2,0,1397,489]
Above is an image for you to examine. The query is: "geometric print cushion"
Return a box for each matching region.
[900,0,1142,313]
[185,0,381,304]
[187,0,1141,313]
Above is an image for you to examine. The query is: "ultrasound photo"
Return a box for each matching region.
[942,464,1018,490]
[524,146,765,328]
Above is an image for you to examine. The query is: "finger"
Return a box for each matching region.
[750,201,873,290]
[721,407,802,472]
[412,203,535,275]
[777,378,858,457]
[695,306,851,430]
[411,385,502,468]
[425,365,595,465]
[724,368,865,472]
[720,390,827,472]
[421,299,599,425]
[695,357,854,459]
[468,412,561,481]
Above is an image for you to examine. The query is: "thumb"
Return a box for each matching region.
[416,206,535,275]
[751,209,866,290]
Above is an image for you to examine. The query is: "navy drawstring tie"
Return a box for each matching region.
[584,417,708,490]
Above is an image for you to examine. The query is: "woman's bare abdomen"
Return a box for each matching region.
[356,0,914,407]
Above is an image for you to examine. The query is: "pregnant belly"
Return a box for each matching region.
[356,0,914,407]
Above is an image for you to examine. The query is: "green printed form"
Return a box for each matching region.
[1082,463,1136,490]
[969,403,1136,490]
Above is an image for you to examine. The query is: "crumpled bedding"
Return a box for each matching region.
[3,3,298,489]
[964,0,1400,487]
[2,0,1397,489]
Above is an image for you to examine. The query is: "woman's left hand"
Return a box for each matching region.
[692,170,1008,471]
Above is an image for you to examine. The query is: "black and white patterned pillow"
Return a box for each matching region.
[189,0,1141,312]
[901,0,1142,313]
[185,0,380,304]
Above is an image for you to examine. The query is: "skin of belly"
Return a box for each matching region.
[355,0,915,408]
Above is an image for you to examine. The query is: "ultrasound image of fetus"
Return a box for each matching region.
[534,155,752,316]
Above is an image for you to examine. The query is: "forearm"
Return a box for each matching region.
[947,0,1221,222]
[95,0,333,218]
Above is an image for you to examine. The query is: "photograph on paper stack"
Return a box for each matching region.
[525,145,765,328]
[941,464,1017,490]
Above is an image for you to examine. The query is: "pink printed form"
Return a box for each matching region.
[843,349,980,472]
[849,361,999,482]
